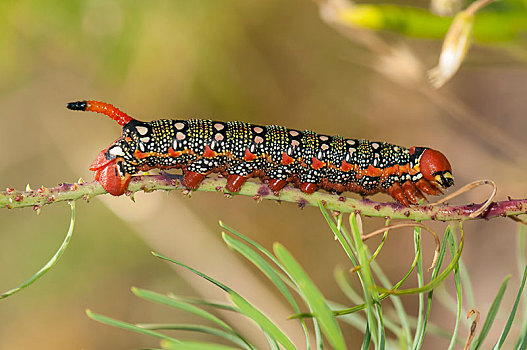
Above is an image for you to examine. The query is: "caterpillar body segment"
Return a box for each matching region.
[68,101,454,206]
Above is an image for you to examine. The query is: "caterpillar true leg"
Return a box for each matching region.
[402,181,422,205]
[389,182,410,207]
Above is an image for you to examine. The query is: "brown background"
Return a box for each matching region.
[0,1,526,349]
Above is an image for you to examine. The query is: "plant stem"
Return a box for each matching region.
[1,174,526,221]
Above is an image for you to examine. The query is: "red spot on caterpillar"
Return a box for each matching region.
[203,145,216,158]
[244,149,257,161]
[281,152,294,165]
[300,182,317,194]
[268,179,287,192]
[311,157,325,170]
[182,171,205,189]
[226,174,247,192]
[134,150,157,160]
[168,147,182,157]
[67,100,133,126]
[341,160,353,172]
[381,165,398,177]
[366,165,382,177]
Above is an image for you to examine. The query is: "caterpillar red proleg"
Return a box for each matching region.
[68,101,454,206]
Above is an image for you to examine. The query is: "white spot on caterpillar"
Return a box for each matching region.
[289,130,300,137]
[175,122,185,130]
[136,126,149,135]
[321,144,329,150]
[394,146,400,152]
[319,135,329,141]
[291,140,300,147]
[348,148,356,153]
[139,142,146,152]
[254,136,264,144]
[347,139,356,145]
[109,146,124,156]
[372,142,379,149]
[176,132,186,140]
[253,126,264,134]
[215,133,224,141]
[140,136,150,143]
[214,123,225,131]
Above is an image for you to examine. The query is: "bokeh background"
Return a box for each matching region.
[1,0,526,349]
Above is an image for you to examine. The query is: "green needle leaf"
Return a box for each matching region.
[274,243,347,350]
[472,275,511,349]
[492,264,527,349]
[0,202,76,300]
[86,309,179,343]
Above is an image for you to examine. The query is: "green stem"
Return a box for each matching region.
[1,174,527,221]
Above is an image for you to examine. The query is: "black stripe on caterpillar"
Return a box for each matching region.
[68,100,454,206]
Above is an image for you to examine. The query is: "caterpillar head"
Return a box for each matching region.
[89,145,132,196]
[410,147,454,189]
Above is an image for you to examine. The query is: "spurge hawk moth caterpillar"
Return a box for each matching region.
[68,100,454,206]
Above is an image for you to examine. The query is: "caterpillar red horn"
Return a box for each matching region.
[68,100,454,206]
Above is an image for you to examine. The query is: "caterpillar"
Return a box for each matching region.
[67,100,454,206]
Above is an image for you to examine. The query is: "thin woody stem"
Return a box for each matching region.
[465,0,496,16]
[1,174,526,221]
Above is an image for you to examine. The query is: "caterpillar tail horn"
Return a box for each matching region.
[67,100,134,126]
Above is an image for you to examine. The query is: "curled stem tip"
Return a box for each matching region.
[463,309,480,350]
[430,179,497,218]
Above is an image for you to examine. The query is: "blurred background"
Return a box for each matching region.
[0,0,526,348]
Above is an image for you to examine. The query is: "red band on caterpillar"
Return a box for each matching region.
[68,101,454,206]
